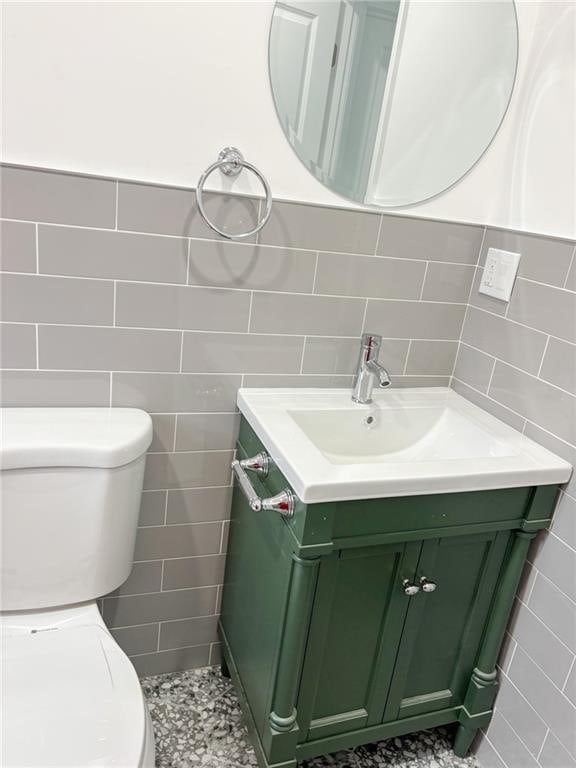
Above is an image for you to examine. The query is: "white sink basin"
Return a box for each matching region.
[237,388,572,502]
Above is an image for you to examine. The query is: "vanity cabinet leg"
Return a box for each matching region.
[263,554,320,766]
[457,531,536,755]
[453,723,477,757]
[220,656,231,679]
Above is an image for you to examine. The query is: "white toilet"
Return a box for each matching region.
[0,407,156,767]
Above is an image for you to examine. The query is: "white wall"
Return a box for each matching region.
[1,0,574,239]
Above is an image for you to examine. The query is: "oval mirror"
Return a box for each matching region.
[269,0,518,207]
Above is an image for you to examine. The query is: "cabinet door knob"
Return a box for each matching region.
[402,579,420,596]
[420,577,437,593]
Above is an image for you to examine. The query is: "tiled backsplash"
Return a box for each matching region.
[452,228,576,768]
[1,165,575,767]
[0,164,477,677]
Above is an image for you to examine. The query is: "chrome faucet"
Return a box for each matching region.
[352,333,391,404]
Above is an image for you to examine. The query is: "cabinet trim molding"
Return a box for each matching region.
[269,554,320,735]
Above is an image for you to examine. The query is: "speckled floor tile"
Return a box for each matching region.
[141,667,479,768]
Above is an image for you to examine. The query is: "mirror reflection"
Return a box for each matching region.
[269,0,518,207]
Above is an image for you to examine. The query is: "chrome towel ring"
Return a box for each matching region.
[196,147,273,240]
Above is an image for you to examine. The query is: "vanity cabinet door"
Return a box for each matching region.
[381,530,511,723]
[296,541,421,742]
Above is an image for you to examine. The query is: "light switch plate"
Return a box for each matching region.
[478,248,521,302]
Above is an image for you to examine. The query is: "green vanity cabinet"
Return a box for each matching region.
[219,418,559,768]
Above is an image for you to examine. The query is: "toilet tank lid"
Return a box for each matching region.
[0,408,153,469]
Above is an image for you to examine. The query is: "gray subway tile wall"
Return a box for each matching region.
[39,225,189,284]
[259,199,381,253]
[38,325,182,372]
[1,273,114,325]
[0,370,112,407]
[181,332,303,374]
[118,181,260,242]
[420,262,475,303]
[1,163,575,765]
[0,323,37,368]
[313,251,426,299]
[115,281,251,332]
[0,166,116,227]
[452,228,576,767]
[478,228,575,286]
[188,240,317,292]
[1,163,471,674]
[376,215,483,263]
[0,220,37,272]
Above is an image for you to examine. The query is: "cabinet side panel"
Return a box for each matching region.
[220,476,294,737]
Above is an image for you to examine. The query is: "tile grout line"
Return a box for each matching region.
[452,376,530,427]
[146,448,234,457]
[35,324,39,369]
[562,244,575,289]
[497,707,547,765]
[373,215,384,256]
[311,250,319,292]
[450,226,487,386]
[525,571,538,605]
[503,634,517,675]
[298,336,307,374]
[185,238,191,285]
[453,340,576,400]
[547,528,576,556]
[536,335,550,378]
[402,341,412,375]
[486,358,498,394]
[562,655,575,692]
[172,416,178,452]
[417,261,429,301]
[163,491,169,525]
[108,585,222,601]
[0,364,451,376]
[128,640,214,660]
[523,565,576,608]
[1,216,500,269]
[218,521,227,555]
[536,729,549,763]
[478,728,510,768]
[498,664,553,734]
[246,291,254,333]
[35,222,39,273]
[515,593,576,654]
[178,331,185,372]
[469,296,576,338]
[510,639,576,707]
[134,550,228,563]
[360,298,369,334]
[0,267,475,305]
[114,181,119,229]
[2,319,479,345]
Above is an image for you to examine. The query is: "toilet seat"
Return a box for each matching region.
[2,623,149,767]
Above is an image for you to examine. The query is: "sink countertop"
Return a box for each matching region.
[237,387,572,503]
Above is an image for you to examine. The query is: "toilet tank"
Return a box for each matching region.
[0,408,152,611]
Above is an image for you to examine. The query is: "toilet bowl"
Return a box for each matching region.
[1,604,155,767]
[0,408,155,767]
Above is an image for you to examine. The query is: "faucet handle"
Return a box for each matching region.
[361,333,381,349]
